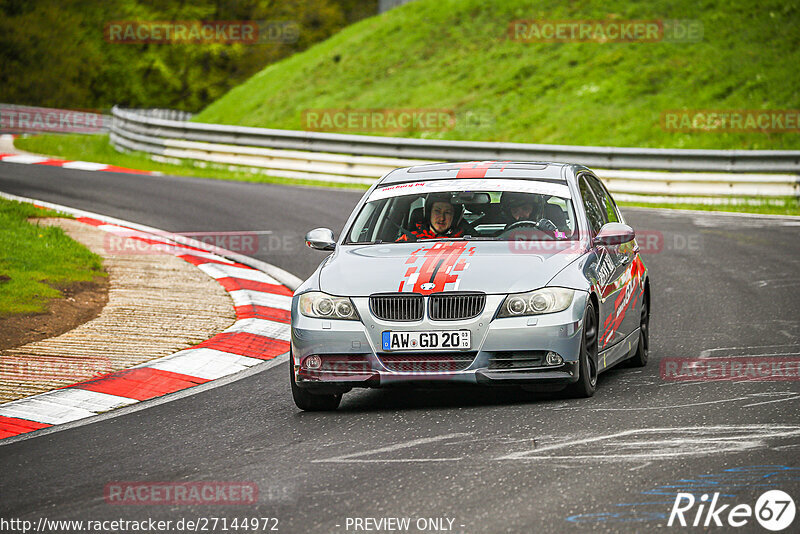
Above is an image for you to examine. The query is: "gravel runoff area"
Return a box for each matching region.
[0,218,236,403]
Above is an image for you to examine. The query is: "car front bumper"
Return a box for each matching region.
[291,292,588,391]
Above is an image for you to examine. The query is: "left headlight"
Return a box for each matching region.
[497,287,575,318]
[299,291,359,320]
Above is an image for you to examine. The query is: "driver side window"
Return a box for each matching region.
[586,174,621,224]
[579,175,605,234]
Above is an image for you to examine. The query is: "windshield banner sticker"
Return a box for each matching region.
[370,179,571,202]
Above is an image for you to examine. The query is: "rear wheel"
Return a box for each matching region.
[566,300,598,398]
[627,293,649,367]
[290,352,342,411]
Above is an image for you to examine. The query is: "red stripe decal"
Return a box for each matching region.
[193,332,288,360]
[217,277,292,296]
[455,161,495,179]
[234,305,291,323]
[410,242,471,293]
[72,368,209,401]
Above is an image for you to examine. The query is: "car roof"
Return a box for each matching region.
[378,161,583,186]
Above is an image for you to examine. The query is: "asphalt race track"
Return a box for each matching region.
[1,163,799,533]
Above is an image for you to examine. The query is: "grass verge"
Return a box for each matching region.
[0,198,106,317]
[618,197,800,216]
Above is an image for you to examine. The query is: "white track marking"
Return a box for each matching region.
[313,433,470,463]
[197,263,280,284]
[0,397,96,425]
[228,289,292,310]
[36,388,139,412]
[224,318,291,341]
[1,154,49,164]
[61,161,109,171]
[143,348,264,380]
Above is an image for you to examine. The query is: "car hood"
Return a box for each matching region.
[319,241,585,296]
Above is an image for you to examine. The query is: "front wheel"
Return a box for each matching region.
[290,353,342,411]
[565,300,598,398]
[627,293,649,367]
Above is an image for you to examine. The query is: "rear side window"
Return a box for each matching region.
[585,174,621,224]
[579,175,605,234]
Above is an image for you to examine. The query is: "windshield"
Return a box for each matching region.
[346,180,577,244]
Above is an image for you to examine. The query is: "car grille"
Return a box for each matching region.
[378,353,476,373]
[428,293,486,321]
[488,351,546,370]
[370,293,424,321]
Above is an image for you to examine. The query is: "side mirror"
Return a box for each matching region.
[593,223,635,247]
[305,228,336,251]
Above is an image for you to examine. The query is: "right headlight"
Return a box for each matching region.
[299,291,359,320]
[497,287,575,317]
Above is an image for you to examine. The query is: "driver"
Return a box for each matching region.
[500,191,558,234]
[397,192,466,241]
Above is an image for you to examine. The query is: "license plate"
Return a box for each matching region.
[381,330,471,351]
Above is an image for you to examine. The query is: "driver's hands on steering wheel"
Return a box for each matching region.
[536,218,558,234]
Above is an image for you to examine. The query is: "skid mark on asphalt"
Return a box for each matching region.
[551,391,800,412]
[496,425,800,462]
[312,433,470,463]
[312,426,800,464]
[699,344,800,359]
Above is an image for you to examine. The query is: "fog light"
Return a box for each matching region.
[304,355,322,370]
[545,352,563,366]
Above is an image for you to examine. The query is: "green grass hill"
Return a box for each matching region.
[194,0,800,149]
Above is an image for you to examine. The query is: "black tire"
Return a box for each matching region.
[566,300,598,398]
[290,353,342,411]
[627,292,649,367]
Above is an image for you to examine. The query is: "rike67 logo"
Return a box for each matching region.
[668,490,796,531]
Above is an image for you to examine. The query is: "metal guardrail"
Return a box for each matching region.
[110,107,800,198]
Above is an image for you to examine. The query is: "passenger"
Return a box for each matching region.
[397,193,466,241]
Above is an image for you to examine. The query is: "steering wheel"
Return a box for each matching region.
[504,220,541,232]
[498,218,558,240]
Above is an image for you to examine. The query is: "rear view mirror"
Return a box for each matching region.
[593,223,635,247]
[452,192,490,205]
[305,228,336,251]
